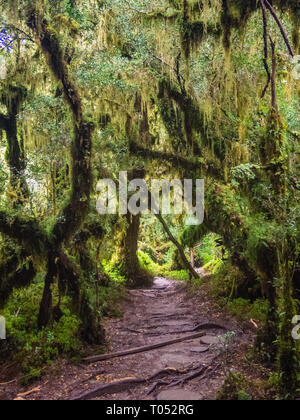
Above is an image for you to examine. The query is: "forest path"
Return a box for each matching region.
[1,277,254,400]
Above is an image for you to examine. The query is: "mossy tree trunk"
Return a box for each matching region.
[118,212,151,288]
[0,85,29,204]
[0,6,104,343]
[277,247,299,397]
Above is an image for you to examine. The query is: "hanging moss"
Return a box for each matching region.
[157,77,211,156]
[260,109,287,195]
[179,15,221,59]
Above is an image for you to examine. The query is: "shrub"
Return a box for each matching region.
[138,250,172,277]
[166,270,190,281]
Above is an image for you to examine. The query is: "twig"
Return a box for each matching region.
[269,36,278,111]
[2,23,34,43]
[259,0,271,98]
[0,379,17,386]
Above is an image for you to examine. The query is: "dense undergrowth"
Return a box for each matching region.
[0,266,125,384]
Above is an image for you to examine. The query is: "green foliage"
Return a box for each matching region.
[226,298,269,323]
[203,258,223,275]
[137,250,168,276]
[103,259,127,284]
[217,372,245,400]
[0,278,82,384]
[237,390,253,401]
[231,163,258,188]
[138,250,190,281]
[212,262,246,298]
[167,270,190,281]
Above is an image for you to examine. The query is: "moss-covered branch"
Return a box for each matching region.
[0,113,9,131]
[0,210,49,256]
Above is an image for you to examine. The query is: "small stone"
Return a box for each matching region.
[157,389,200,400]
[200,336,219,346]
[189,346,209,353]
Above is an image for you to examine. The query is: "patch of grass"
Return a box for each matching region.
[138,251,193,283]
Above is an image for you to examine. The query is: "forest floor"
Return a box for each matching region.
[0,276,270,400]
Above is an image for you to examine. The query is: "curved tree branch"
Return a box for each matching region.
[264,0,294,57]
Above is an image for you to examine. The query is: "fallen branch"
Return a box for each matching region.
[84,331,207,363]
[17,386,40,397]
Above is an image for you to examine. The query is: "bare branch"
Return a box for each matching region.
[259,0,271,98]
[264,0,294,57]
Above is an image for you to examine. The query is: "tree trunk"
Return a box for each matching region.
[38,253,57,329]
[0,85,29,204]
[119,213,151,288]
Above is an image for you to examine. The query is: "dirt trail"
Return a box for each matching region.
[0,277,254,400]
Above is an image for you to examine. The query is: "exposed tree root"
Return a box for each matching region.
[83,331,209,363]
[166,364,207,388]
[146,380,170,396]
[72,367,186,400]
[165,357,220,389]
[71,360,222,400]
